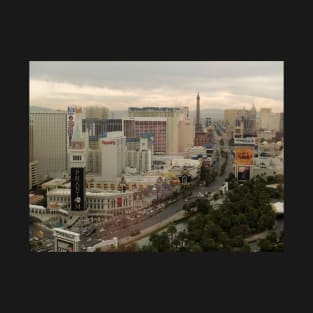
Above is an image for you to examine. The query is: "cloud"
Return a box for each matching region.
[29,61,284,113]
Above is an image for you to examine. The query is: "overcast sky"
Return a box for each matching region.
[29,61,284,112]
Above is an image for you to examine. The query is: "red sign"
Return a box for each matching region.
[117,197,122,207]
[102,140,115,145]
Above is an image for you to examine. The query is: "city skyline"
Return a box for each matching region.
[30,61,284,113]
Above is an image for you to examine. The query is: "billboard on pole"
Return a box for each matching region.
[235,146,254,165]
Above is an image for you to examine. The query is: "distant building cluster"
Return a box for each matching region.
[29,92,283,231]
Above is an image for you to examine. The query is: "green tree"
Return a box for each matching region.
[187,241,203,252]
[167,224,177,242]
[149,232,173,252]
[258,239,274,252]
[196,198,212,214]
[240,244,251,252]
[275,242,284,252]
[267,231,277,243]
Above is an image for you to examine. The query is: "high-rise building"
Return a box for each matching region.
[82,118,123,149]
[99,131,127,180]
[29,161,41,190]
[128,107,189,154]
[126,136,153,174]
[178,119,194,152]
[224,109,242,128]
[30,112,68,179]
[123,117,167,154]
[259,108,280,131]
[29,119,42,189]
[84,106,109,119]
[233,104,257,137]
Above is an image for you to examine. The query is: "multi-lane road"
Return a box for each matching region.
[95,138,234,244]
[30,125,235,251]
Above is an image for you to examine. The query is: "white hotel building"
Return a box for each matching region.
[99,131,127,180]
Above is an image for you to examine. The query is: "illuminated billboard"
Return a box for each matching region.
[71,167,86,211]
[237,166,251,181]
[235,146,254,165]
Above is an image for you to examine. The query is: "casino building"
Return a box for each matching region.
[47,188,139,222]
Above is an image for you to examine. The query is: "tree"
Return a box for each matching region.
[267,231,277,243]
[149,232,173,252]
[213,193,219,201]
[196,198,212,214]
[220,139,224,146]
[258,239,274,252]
[230,235,244,248]
[187,241,203,252]
[240,244,251,252]
[167,224,177,242]
[275,242,284,252]
[219,215,232,231]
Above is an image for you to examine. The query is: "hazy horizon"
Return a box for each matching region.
[30,61,284,113]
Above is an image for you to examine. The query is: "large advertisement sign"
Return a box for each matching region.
[67,106,83,148]
[67,107,76,148]
[235,146,254,165]
[237,166,251,181]
[71,167,86,211]
[56,239,74,252]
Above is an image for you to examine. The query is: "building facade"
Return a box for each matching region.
[123,117,167,154]
[47,188,136,220]
[29,161,41,190]
[127,107,190,154]
[82,118,122,149]
[99,131,127,180]
[30,112,68,179]
[178,119,194,153]
[84,106,109,119]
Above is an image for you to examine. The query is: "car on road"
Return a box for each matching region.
[99,228,105,232]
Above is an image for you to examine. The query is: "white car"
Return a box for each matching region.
[100,228,105,232]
